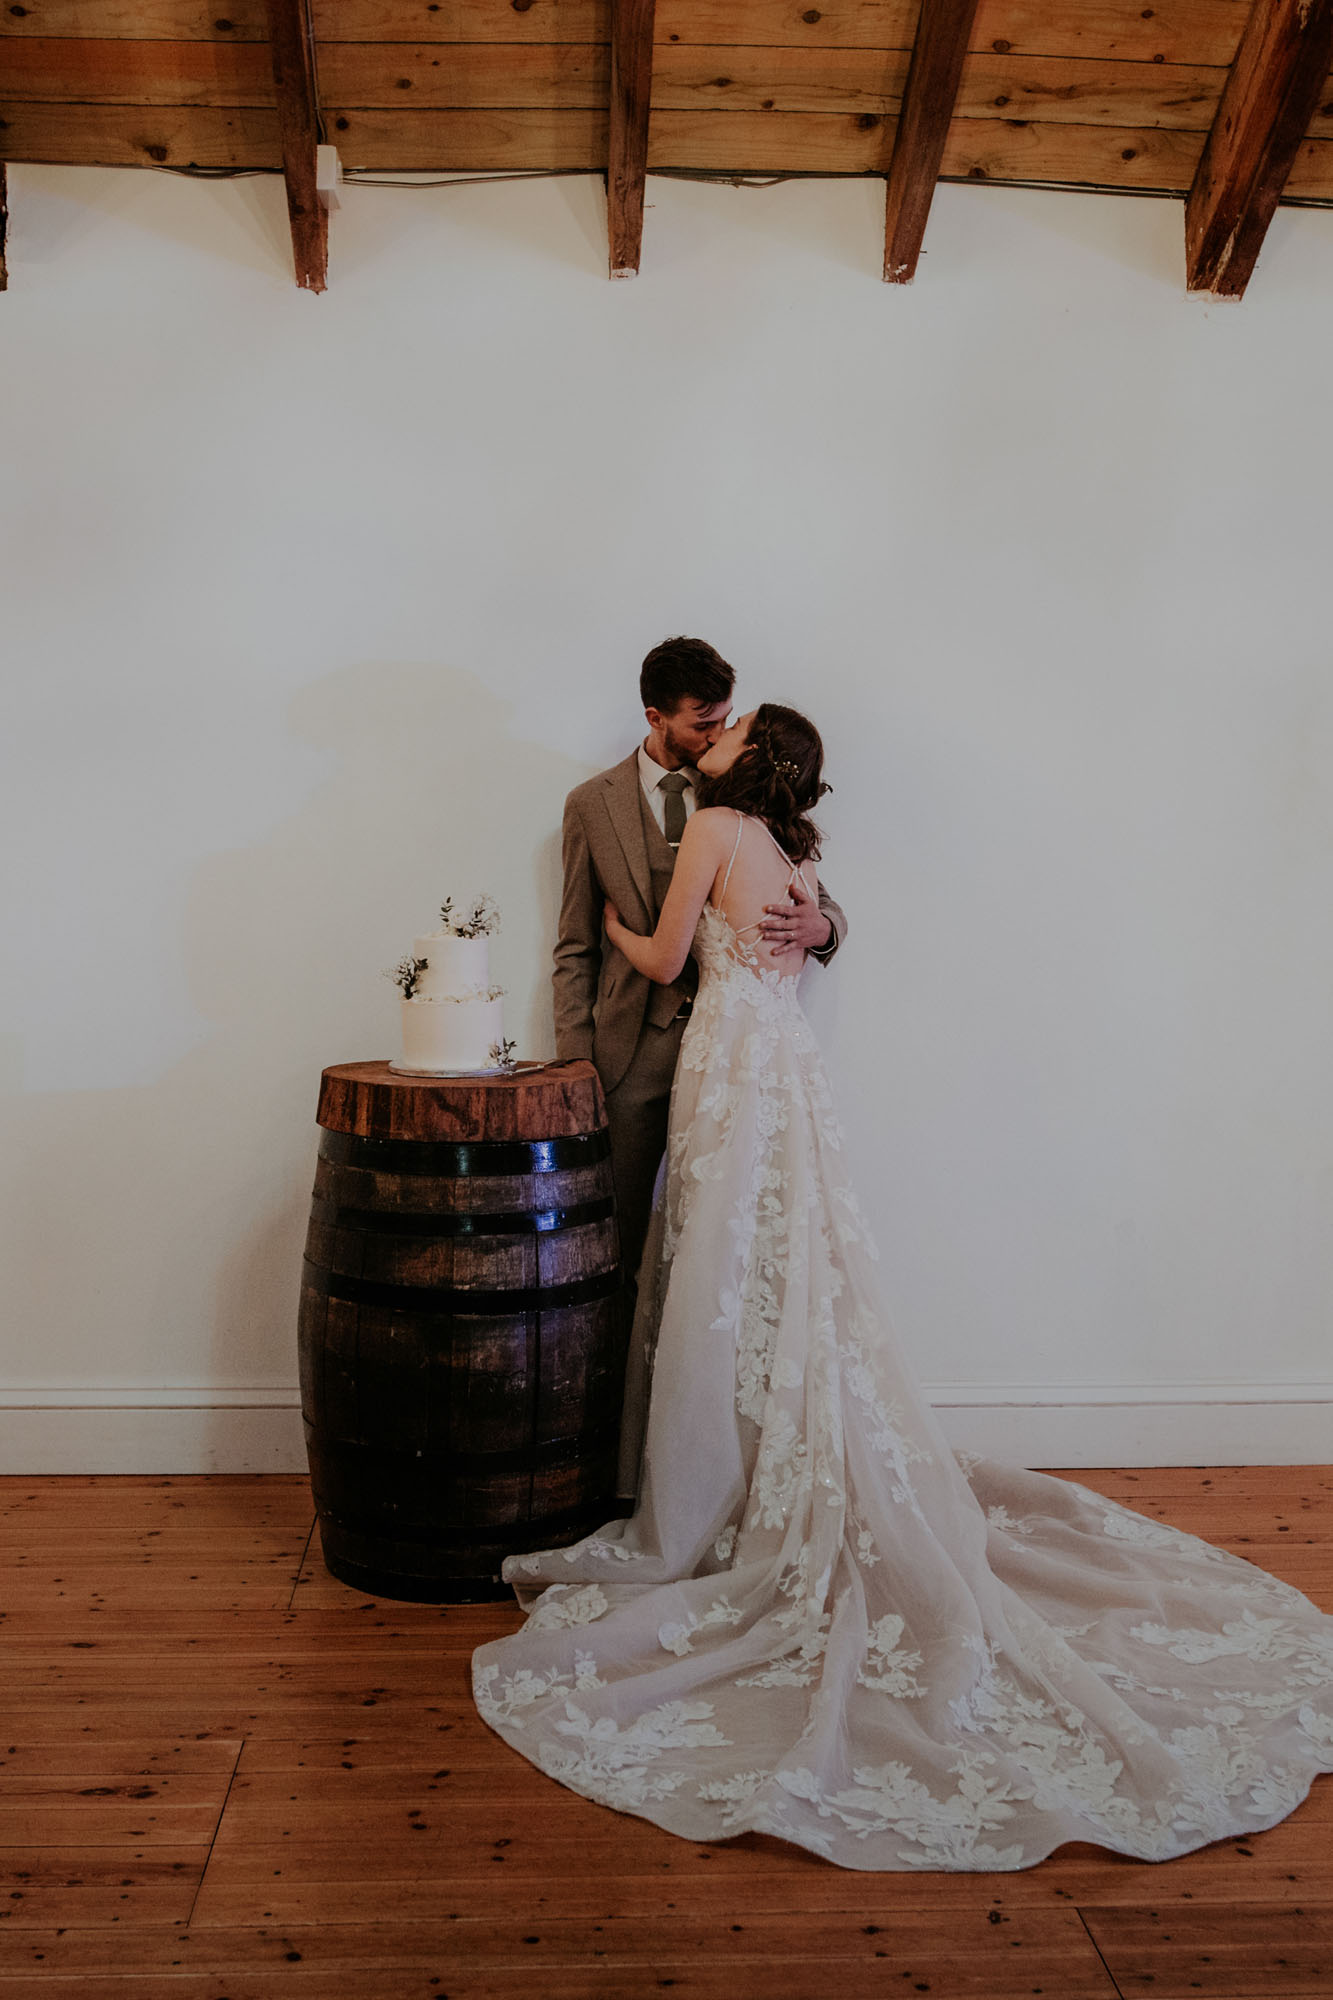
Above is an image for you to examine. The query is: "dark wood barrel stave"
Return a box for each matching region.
[299,1060,623,1602]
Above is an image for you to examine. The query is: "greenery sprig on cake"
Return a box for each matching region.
[386,955,429,998]
[439,894,501,938]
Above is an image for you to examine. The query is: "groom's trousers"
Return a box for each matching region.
[602,1010,690,1298]
[603,1009,688,1501]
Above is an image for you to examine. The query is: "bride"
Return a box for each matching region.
[473,703,1333,1871]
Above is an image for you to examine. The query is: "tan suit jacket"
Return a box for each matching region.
[553,750,848,1094]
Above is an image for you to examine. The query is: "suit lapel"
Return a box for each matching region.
[601,752,654,925]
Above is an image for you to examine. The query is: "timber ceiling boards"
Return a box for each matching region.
[2,0,1332,296]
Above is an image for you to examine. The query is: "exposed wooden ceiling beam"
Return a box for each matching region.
[608,0,656,278]
[264,0,327,293]
[883,0,981,283]
[1185,0,1333,298]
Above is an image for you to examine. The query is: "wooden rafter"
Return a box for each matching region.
[1185,0,1333,298]
[608,0,656,279]
[882,0,981,284]
[6,5,1333,238]
[263,0,327,294]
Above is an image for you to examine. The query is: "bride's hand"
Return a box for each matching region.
[603,899,621,934]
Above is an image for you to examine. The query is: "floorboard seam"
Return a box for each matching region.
[287,1513,318,1612]
[184,1739,245,1928]
[1076,1904,1127,1999]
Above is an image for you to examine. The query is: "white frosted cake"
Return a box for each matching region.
[389,898,507,1074]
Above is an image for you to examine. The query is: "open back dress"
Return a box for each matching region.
[473,813,1333,1871]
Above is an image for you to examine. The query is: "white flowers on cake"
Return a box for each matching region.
[438,894,501,939]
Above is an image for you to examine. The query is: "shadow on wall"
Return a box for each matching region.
[994,182,1190,292]
[13,165,614,291]
[14,166,295,282]
[5,662,591,1397]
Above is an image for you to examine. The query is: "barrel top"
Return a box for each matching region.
[316,1059,606,1143]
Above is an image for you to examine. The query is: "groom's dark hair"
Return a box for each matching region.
[640,636,735,714]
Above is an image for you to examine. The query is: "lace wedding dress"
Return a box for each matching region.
[472,817,1333,1871]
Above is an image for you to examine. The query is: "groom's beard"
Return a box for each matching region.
[659,724,703,770]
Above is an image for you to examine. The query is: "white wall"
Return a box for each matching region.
[3,164,1332,1470]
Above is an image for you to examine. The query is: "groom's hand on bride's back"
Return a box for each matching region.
[760,875,834,958]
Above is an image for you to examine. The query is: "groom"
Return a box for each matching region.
[553,635,848,1297]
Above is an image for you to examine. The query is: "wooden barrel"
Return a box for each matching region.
[298,1059,623,1601]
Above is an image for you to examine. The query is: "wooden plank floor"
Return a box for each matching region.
[0,1468,1331,1998]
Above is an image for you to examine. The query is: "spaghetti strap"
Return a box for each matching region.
[720,812,815,949]
[719,811,746,900]
[752,816,816,904]
[751,814,812,900]
[753,815,792,866]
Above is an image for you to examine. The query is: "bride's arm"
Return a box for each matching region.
[604,809,730,985]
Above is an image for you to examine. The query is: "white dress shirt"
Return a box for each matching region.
[637,742,698,836]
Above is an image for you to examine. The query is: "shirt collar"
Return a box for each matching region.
[638,741,695,792]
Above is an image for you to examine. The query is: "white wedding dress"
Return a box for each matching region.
[472,815,1333,1870]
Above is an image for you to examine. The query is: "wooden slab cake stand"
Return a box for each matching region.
[298,1058,624,1601]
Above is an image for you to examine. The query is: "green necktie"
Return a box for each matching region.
[660,771,690,848]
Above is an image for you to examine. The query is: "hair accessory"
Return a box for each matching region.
[750,724,800,782]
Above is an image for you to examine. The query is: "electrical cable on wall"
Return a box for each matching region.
[143,162,1333,210]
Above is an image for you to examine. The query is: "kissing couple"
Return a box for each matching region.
[472,635,1333,1874]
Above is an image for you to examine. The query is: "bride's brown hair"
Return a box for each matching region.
[696,702,831,863]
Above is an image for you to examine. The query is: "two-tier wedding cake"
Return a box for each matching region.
[388,896,508,1074]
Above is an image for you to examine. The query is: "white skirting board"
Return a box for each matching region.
[0,1384,1329,1475]
[0,1388,307,1476]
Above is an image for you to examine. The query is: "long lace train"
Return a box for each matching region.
[472,898,1333,1870]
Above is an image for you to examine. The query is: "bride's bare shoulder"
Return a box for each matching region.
[682,805,739,845]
